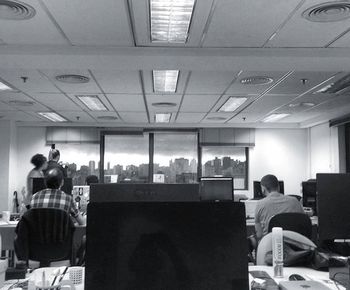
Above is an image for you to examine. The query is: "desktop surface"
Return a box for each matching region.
[86,201,249,290]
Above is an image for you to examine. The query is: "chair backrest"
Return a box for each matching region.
[268,212,312,239]
[256,230,316,265]
[15,208,75,267]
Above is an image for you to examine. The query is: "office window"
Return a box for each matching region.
[201,146,248,190]
[56,143,100,185]
[153,132,198,183]
[104,134,149,183]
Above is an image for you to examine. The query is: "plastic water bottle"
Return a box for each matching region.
[272,227,284,278]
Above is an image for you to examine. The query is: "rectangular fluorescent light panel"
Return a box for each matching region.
[38,112,67,122]
[262,113,290,123]
[0,80,13,91]
[150,0,195,43]
[153,70,179,92]
[155,113,172,123]
[218,97,247,112]
[77,95,107,111]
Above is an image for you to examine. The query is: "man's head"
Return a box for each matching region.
[51,149,60,162]
[260,174,279,196]
[45,168,64,189]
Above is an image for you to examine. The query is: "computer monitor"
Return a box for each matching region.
[302,180,317,215]
[317,173,350,240]
[199,177,233,201]
[253,180,284,199]
[85,201,249,290]
[89,183,199,202]
[32,177,73,195]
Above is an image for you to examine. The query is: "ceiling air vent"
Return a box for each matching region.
[0,0,36,20]
[302,1,350,22]
[152,102,177,108]
[97,116,118,121]
[8,100,34,106]
[55,74,90,84]
[317,74,350,94]
[240,76,273,85]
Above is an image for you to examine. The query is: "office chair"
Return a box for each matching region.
[256,230,316,265]
[268,212,312,239]
[14,208,75,267]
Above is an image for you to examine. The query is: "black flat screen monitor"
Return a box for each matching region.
[85,202,249,290]
[302,180,317,214]
[199,177,233,201]
[253,180,284,199]
[32,177,73,195]
[89,183,199,202]
[317,173,350,240]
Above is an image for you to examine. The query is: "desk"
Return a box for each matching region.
[249,265,345,290]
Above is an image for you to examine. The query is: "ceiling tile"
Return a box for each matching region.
[0,0,67,45]
[267,0,350,47]
[180,94,220,112]
[0,70,60,93]
[147,94,182,112]
[91,71,141,93]
[56,111,96,122]
[227,112,262,123]
[227,71,287,94]
[33,93,82,111]
[279,112,320,123]
[0,111,42,122]
[119,112,148,123]
[269,72,336,95]
[176,113,206,123]
[107,94,145,112]
[41,70,101,93]
[202,0,302,47]
[0,102,17,111]
[186,72,238,94]
[88,111,122,123]
[0,92,48,111]
[201,112,233,123]
[44,0,133,46]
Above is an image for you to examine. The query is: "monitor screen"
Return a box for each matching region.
[253,180,284,199]
[32,177,73,195]
[85,202,249,290]
[89,183,199,203]
[317,173,350,240]
[199,177,233,201]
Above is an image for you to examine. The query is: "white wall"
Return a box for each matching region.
[309,122,339,178]
[237,129,309,198]
[0,121,17,211]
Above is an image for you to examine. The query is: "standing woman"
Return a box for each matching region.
[25,154,48,208]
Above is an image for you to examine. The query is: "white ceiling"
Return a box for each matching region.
[1,0,350,128]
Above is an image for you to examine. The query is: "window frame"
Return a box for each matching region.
[199,144,249,190]
[100,129,200,184]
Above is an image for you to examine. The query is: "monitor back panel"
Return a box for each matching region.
[90,183,199,202]
[317,173,350,240]
[85,202,249,290]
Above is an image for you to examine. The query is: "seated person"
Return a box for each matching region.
[254,174,304,241]
[31,168,85,225]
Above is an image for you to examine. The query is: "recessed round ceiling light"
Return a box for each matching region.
[302,1,350,22]
[240,76,274,85]
[55,74,90,84]
[97,116,118,120]
[152,102,177,107]
[8,100,34,106]
[206,117,227,121]
[288,102,315,108]
[0,0,36,20]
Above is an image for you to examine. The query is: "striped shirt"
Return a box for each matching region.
[31,188,79,218]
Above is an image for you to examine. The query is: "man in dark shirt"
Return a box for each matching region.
[44,149,67,177]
